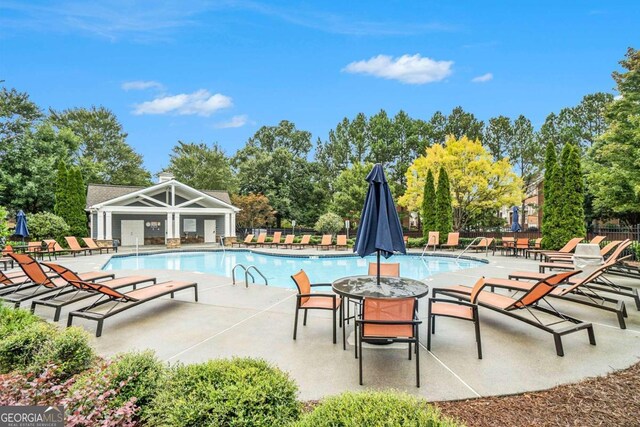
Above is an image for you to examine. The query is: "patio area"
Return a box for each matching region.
[28,245,640,402]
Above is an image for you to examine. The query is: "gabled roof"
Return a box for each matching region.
[86,181,233,209]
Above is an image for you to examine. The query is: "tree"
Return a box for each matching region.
[329,163,372,224]
[435,167,453,242]
[541,141,561,249]
[48,106,152,185]
[231,194,276,230]
[588,48,640,224]
[444,107,484,141]
[165,141,236,191]
[420,169,436,237]
[54,161,69,218]
[0,206,10,242]
[559,144,586,242]
[0,87,43,145]
[67,167,88,237]
[483,116,513,160]
[27,212,70,243]
[399,136,522,231]
[314,212,343,235]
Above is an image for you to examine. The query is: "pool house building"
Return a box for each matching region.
[86,173,239,247]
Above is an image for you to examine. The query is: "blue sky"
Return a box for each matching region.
[1,1,638,174]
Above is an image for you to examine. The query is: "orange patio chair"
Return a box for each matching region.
[83,237,115,254]
[367,262,400,277]
[426,231,440,250]
[291,270,341,343]
[440,233,460,250]
[590,235,606,246]
[246,233,267,247]
[317,234,333,250]
[427,295,482,359]
[292,234,312,249]
[65,236,91,256]
[531,237,584,261]
[263,231,282,248]
[232,234,254,247]
[335,235,348,250]
[279,234,295,249]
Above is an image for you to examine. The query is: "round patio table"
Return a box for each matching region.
[332,275,430,300]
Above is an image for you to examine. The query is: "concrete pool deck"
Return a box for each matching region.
[9,245,640,402]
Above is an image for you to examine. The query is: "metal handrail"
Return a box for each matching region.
[246,265,268,286]
[457,236,489,259]
[232,264,254,287]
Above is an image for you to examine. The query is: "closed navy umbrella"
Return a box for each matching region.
[14,210,29,242]
[354,164,406,284]
[511,206,522,232]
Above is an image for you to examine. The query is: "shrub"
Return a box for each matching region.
[0,321,52,374]
[146,358,300,426]
[26,211,70,243]
[72,350,165,419]
[0,305,40,340]
[314,212,344,235]
[295,391,461,427]
[35,326,94,379]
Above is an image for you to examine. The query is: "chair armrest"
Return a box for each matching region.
[356,319,422,326]
[429,297,478,309]
[310,283,333,287]
[297,293,337,299]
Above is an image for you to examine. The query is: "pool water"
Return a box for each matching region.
[103,251,484,289]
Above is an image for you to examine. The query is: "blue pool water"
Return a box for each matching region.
[103,251,484,289]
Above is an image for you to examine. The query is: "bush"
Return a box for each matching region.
[146,358,300,426]
[314,212,344,235]
[0,305,40,340]
[72,350,165,419]
[295,391,461,427]
[35,326,94,379]
[26,211,70,243]
[0,321,51,374]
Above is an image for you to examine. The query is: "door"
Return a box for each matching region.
[204,219,217,243]
[121,220,145,246]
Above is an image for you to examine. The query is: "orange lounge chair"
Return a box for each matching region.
[278,234,295,248]
[263,231,282,248]
[356,297,421,387]
[590,235,606,246]
[232,234,254,247]
[2,253,115,308]
[426,231,440,250]
[498,237,515,256]
[83,237,115,254]
[530,237,584,261]
[44,240,69,258]
[65,236,91,256]
[291,270,341,343]
[68,279,198,337]
[292,234,312,249]
[246,233,267,247]
[432,271,596,356]
[335,235,348,250]
[542,240,623,268]
[317,235,333,250]
[468,238,494,253]
[32,262,156,322]
[440,233,460,250]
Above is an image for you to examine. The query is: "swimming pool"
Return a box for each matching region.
[103,251,485,289]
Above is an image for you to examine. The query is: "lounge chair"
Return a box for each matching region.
[83,237,115,254]
[232,234,254,247]
[440,233,460,250]
[26,241,48,260]
[541,240,623,270]
[432,271,596,356]
[468,238,494,254]
[356,297,421,387]
[291,234,312,249]
[497,237,515,256]
[403,235,409,246]
[263,231,282,248]
[1,245,14,270]
[279,234,295,249]
[245,233,266,247]
[2,253,115,308]
[589,235,606,246]
[317,235,333,250]
[64,236,91,256]
[529,237,584,261]
[291,270,341,343]
[44,240,69,258]
[32,262,156,321]
[68,279,198,337]
[494,260,629,329]
[335,235,348,250]
[426,231,439,250]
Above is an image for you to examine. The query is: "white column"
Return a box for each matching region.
[174,212,180,239]
[105,212,113,240]
[166,212,173,239]
[97,210,104,240]
[231,213,236,237]
[89,211,94,238]
[224,213,231,237]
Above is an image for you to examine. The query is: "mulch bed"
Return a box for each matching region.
[435,361,640,426]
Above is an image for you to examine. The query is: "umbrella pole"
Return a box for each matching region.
[377,250,380,285]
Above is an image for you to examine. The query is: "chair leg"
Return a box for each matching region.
[415,327,420,388]
[333,307,337,344]
[293,305,299,340]
[426,314,432,350]
[303,309,308,325]
[342,304,347,350]
[359,329,363,385]
[408,342,412,360]
[474,310,483,359]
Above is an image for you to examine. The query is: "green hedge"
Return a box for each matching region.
[295,391,461,427]
[145,358,300,426]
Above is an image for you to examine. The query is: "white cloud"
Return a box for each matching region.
[121,80,164,91]
[471,73,493,83]
[215,115,249,129]
[342,54,453,84]
[133,89,233,116]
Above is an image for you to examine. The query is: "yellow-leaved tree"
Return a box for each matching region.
[398,136,523,230]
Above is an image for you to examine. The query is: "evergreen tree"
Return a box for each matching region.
[435,167,453,242]
[559,144,586,242]
[67,167,88,237]
[54,161,69,218]
[421,169,436,238]
[541,141,560,249]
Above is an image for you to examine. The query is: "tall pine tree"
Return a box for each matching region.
[559,144,586,243]
[54,162,69,218]
[435,166,453,243]
[541,141,561,249]
[67,167,88,238]
[421,169,437,239]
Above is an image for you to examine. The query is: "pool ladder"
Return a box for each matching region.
[232,264,268,287]
[456,236,490,259]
